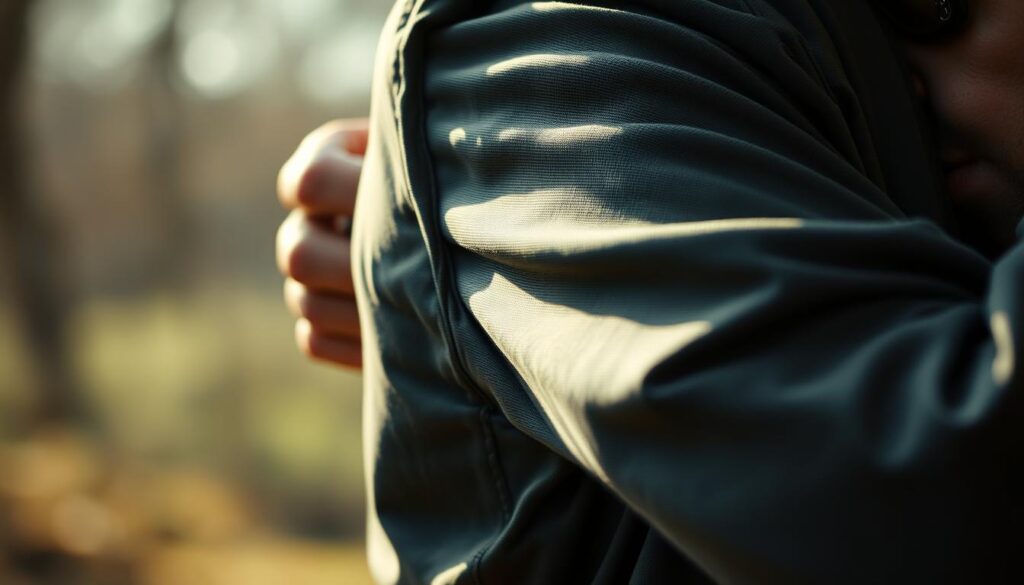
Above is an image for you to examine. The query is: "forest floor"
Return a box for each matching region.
[0,292,371,584]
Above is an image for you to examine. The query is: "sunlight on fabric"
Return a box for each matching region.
[445,194,805,254]
[366,509,401,585]
[467,272,712,484]
[530,1,618,13]
[431,562,468,585]
[443,187,646,252]
[449,127,467,148]
[486,53,590,76]
[990,311,1014,385]
[496,124,622,146]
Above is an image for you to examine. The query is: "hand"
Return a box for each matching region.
[276,118,369,368]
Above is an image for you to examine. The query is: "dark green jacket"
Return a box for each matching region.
[352,0,1021,582]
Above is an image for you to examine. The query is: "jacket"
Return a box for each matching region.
[351,0,1022,582]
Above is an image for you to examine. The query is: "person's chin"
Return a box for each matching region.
[945,160,1006,200]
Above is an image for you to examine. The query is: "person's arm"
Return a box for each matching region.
[276,119,368,368]
[418,1,1020,581]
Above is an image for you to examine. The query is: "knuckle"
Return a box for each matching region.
[294,157,327,207]
[275,210,305,276]
[296,291,319,322]
[285,239,315,281]
[283,279,307,316]
[305,331,331,360]
[315,119,358,146]
[295,320,314,356]
[296,153,343,208]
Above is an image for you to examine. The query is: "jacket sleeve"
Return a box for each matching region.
[421,1,1021,582]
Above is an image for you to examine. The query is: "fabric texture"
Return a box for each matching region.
[352,0,1021,583]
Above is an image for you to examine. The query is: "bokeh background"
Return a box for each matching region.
[0,0,390,583]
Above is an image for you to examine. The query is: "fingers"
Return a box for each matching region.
[277,119,369,216]
[278,117,370,216]
[284,278,360,337]
[310,117,370,156]
[278,147,361,216]
[287,278,362,368]
[336,118,370,156]
[295,318,362,368]
[276,210,353,294]
[277,118,368,370]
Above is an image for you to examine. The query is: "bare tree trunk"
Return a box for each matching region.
[0,0,81,426]
[145,0,193,292]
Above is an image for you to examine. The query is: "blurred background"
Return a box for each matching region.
[0,0,391,582]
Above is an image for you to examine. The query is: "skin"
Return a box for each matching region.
[280,0,1024,367]
[276,118,367,367]
[901,0,1024,256]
